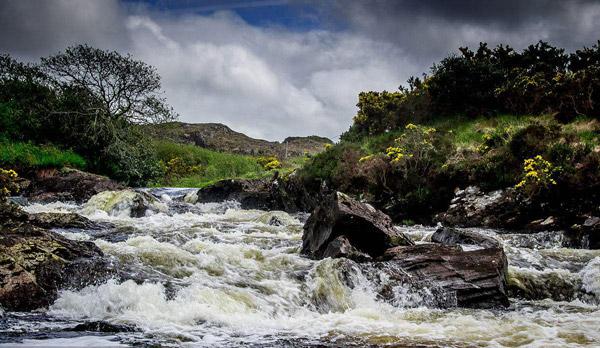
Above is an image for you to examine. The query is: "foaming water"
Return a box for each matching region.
[4,191,600,347]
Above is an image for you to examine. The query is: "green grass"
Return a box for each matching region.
[152,140,306,187]
[0,141,86,169]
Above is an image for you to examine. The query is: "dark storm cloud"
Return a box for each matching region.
[326,0,600,67]
[0,0,130,59]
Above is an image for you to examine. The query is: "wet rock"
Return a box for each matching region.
[69,321,138,333]
[431,226,501,248]
[321,235,372,261]
[302,192,413,260]
[0,203,112,311]
[527,216,560,231]
[435,186,528,229]
[196,178,276,210]
[28,212,95,229]
[83,189,166,218]
[196,173,322,213]
[565,216,600,249]
[380,244,509,308]
[23,168,125,203]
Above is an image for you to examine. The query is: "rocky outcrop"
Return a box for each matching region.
[195,174,321,213]
[83,189,166,218]
[302,192,413,260]
[431,226,501,248]
[24,167,124,203]
[0,203,111,311]
[435,186,528,229]
[379,244,509,308]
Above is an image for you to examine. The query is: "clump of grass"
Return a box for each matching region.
[0,141,86,169]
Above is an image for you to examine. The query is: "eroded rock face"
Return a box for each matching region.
[24,168,125,203]
[302,192,413,260]
[431,226,501,248]
[380,244,510,308]
[0,203,111,311]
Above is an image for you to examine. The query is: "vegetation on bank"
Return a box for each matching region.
[0,140,86,170]
[299,40,600,222]
[0,45,175,185]
[151,140,307,187]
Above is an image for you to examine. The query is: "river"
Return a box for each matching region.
[1,188,599,347]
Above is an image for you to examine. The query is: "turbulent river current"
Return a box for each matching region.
[1,188,600,347]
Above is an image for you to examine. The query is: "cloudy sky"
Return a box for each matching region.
[1,0,599,141]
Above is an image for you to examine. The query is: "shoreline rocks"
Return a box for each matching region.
[0,203,112,311]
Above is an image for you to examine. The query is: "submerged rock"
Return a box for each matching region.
[302,192,413,260]
[24,167,125,203]
[507,267,581,301]
[83,189,167,217]
[380,244,510,308]
[431,226,501,248]
[0,203,111,311]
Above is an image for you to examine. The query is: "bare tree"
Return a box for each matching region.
[41,44,176,124]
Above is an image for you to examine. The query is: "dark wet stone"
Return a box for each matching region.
[379,244,509,308]
[302,192,413,260]
[69,321,138,333]
[431,226,501,248]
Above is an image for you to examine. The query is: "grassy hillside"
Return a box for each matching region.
[151,140,307,187]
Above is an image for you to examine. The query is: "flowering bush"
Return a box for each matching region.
[257,156,281,170]
[515,155,558,196]
[385,123,437,178]
[0,168,19,199]
[163,157,202,182]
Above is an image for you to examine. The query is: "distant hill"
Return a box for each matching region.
[145,122,332,158]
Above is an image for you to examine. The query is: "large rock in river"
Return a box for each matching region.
[302,192,413,260]
[194,174,321,213]
[0,203,111,311]
[379,244,509,308]
[24,167,125,203]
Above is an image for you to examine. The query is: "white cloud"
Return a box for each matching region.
[123,12,415,140]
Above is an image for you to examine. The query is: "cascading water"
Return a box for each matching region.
[1,188,599,347]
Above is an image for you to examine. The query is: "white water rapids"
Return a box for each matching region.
[1,188,600,347]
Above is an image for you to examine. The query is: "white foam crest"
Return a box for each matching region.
[580,257,600,299]
[0,336,126,347]
[22,201,79,214]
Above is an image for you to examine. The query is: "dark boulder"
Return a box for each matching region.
[302,192,413,260]
[23,167,125,203]
[0,203,112,311]
[435,186,528,229]
[379,244,510,308]
[431,226,501,248]
[195,173,320,213]
[69,321,138,333]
